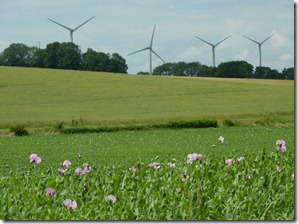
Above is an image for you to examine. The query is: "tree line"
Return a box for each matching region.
[151,61,294,80]
[0,42,294,80]
[0,42,128,73]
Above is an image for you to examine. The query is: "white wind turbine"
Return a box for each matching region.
[243,34,275,67]
[128,25,165,74]
[195,35,231,67]
[47,16,95,43]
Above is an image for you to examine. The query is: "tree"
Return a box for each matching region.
[106,53,128,73]
[31,48,47,68]
[56,42,82,70]
[282,67,294,80]
[153,63,173,76]
[253,66,272,79]
[1,43,34,67]
[82,48,110,71]
[45,42,61,68]
[198,65,215,77]
[216,61,254,78]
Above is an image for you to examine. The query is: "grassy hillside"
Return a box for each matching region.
[0,66,294,129]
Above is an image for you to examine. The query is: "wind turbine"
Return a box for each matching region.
[128,25,165,74]
[47,16,95,43]
[195,35,231,67]
[243,34,275,67]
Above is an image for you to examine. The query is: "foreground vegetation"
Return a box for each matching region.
[0,127,294,220]
[0,67,294,220]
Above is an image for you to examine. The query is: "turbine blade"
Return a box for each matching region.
[261,33,275,44]
[47,18,72,31]
[215,35,231,47]
[243,35,260,45]
[150,25,156,48]
[73,16,95,31]
[151,49,165,63]
[195,36,213,47]
[128,47,149,56]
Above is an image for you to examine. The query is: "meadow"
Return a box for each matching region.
[0,66,294,220]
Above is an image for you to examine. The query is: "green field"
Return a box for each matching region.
[0,66,294,220]
[0,66,294,131]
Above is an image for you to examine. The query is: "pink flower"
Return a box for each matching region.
[105,195,116,203]
[62,160,71,168]
[28,154,41,164]
[225,159,233,166]
[148,162,160,169]
[63,199,77,209]
[129,167,137,172]
[187,153,202,164]
[168,162,176,168]
[237,157,245,163]
[83,163,91,173]
[58,168,67,174]
[182,175,189,182]
[75,167,84,175]
[218,136,224,144]
[276,140,286,152]
[46,188,56,196]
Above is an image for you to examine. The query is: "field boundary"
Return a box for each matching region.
[59,119,218,134]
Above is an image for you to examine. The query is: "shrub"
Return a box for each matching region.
[54,122,64,131]
[223,119,235,127]
[10,125,29,136]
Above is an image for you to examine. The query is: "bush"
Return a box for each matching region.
[10,125,29,136]
[60,119,218,134]
[223,119,235,127]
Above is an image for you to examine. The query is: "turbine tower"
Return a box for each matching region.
[243,34,275,67]
[195,35,231,67]
[128,25,165,74]
[47,16,95,43]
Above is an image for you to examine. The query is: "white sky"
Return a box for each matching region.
[0,0,295,74]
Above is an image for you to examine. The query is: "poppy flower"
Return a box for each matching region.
[105,195,116,203]
[75,167,84,175]
[28,154,41,164]
[62,160,71,168]
[246,175,252,180]
[129,167,137,172]
[58,168,66,174]
[168,162,176,168]
[46,188,56,196]
[276,140,286,152]
[218,136,224,144]
[225,159,233,166]
[63,199,77,209]
[148,162,160,169]
[182,175,189,182]
[237,157,245,163]
[187,153,202,164]
[83,163,91,173]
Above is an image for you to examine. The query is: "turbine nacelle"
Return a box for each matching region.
[47,16,95,43]
[243,34,275,67]
[128,25,165,74]
[195,35,231,67]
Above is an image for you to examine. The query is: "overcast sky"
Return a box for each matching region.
[0,0,295,74]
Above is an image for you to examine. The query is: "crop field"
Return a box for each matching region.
[0,66,294,130]
[0,127,294,220]
[0,66,294,220]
